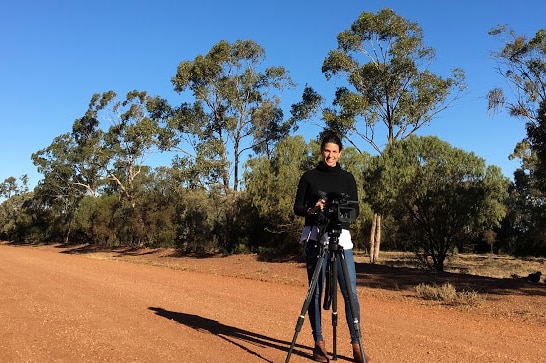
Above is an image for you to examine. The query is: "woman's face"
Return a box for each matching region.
[321,142,341,167]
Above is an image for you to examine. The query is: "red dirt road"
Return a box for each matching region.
[1,243,545,362]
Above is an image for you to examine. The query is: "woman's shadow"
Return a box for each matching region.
[148,307,316,362]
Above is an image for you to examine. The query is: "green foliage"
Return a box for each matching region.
[11,40,301,252]
[0,177,42,243]
[0,192,33,241]
[488,26,546,191]
[67,170,225,250]
[72,195,120,246]
[168,39,296,193]
[30,89,163,241]
[244,135,311,253]
[527,100,546,193]
[321,8,465,152]
[91,90,162,202]
[497,169,546,256]
[488,27,546,257]
[488,27,546,122]
[176,188,225,252]
[365,136,509,270]
[0,175,29,199]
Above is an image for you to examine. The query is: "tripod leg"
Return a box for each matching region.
[329,253,338,360]
[285,245,328,363]
[338,248,367,363]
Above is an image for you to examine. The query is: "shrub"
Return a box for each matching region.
[415,282,483,306]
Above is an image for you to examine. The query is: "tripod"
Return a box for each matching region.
[285,219,366,362]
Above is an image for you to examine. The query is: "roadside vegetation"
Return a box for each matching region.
[414,283,484,306]
[1,9,545,274]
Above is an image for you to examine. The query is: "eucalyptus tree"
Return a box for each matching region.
[528,100,546,188]
[32,102,110,242]
[168,39,296,194]
[487,27,546,256]
[32,133,102,199]
[0,175,28,199]
[0,175,31,241]
[487,26,546,191]
[78,90,161,205]
[31,131,103,242]
[0,192,34,241]
[366,136,508,271]
[34,90,161,204]
[30,90,161,243]
[317,8,466,261]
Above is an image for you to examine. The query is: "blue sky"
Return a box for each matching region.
[1,0,545,189]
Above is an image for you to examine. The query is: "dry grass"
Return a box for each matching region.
[415,282,484,306]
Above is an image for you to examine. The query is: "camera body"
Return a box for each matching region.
[322,192,358,224]
[317,192,358,246]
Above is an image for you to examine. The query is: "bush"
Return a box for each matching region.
[414,282,483,306]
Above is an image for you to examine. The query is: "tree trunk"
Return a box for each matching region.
[373,214,382,263]
[64,217,72,244]
[369,213,377,263]
[369,213,382,263]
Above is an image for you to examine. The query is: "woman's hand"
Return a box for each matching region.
[307,198,327,215]
[316,198,326,210]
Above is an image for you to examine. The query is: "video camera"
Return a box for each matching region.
[320,191,358,224]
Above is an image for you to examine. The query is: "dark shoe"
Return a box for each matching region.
[352,343,371,363]
[313,340,329,362]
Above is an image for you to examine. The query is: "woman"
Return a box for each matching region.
[293,131,369,363]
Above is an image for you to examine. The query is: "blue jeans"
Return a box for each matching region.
[304,240,361,344]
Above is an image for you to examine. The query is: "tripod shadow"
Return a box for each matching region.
[148,307,315,362]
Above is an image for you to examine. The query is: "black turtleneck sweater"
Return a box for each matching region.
[293,161,359,229]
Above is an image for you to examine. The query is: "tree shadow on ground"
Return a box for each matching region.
[148,307,353,362]
[355,262,546,297]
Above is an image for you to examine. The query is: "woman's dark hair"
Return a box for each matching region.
[320,130,343,151]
